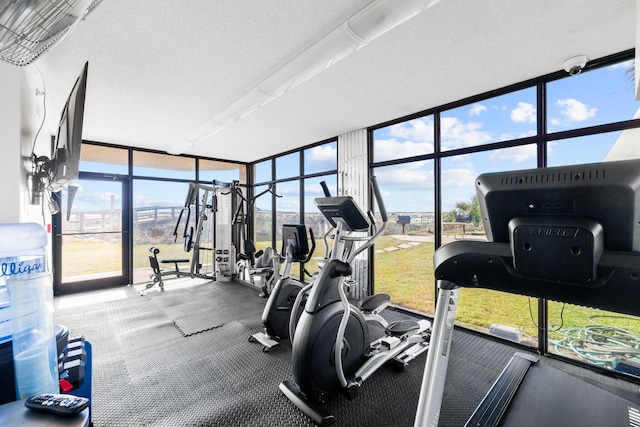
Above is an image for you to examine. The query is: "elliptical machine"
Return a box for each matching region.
[280,176,431,426]
[249,224,316,352]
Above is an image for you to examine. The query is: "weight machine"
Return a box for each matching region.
[231,182,280,292]
[172,181,219,279]
[173,180,278,284]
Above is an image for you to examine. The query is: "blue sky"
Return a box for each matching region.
[69,61,639,217]
[372,60,639,213]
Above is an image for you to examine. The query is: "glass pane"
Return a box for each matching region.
[544,123,640,372]
[61,234,122,283]
[303,175,337,278]
[547,60,639,133]
[132,180,194,284]
[373,162,435,316]
[275,180,300,279]
[373,115,434,163]
[441,148,538,346]
[441,88,537,151]
[276,153,299,180]
[253,184,274,253]
[304,141,337,174]
[547,302,640,377]
[133,151,195,179]
[254,160,272,184]
[548,129,640,167]
[199,159,244,184]
[60,180,123,283]
[80,144,128,174]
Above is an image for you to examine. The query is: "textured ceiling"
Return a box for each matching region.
[33,0,636,163]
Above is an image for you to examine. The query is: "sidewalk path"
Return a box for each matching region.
[376,233,486,253]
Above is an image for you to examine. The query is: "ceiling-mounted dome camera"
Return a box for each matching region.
[563,55,589,76]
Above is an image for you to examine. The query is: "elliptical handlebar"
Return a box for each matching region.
[346,176,388,263]
[370,175,387,223]
[319,181,331,197]
[302,228,316,264]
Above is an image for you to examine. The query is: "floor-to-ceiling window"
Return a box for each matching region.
[53,144,130,294]
[371,50,640,371]
[303,143,338,277]
[371,114,436,315]
[252,140,337,281]
[131,152,196,284]
[543,56,640,370]
[54,143,246,292]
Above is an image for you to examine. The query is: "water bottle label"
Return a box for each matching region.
[0,257,46,280]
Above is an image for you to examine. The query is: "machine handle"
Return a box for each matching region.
[370,175,388,223]
[303,227,316,264]
[320,181,331,197]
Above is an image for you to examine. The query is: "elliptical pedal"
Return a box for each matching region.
[385,319,420,337]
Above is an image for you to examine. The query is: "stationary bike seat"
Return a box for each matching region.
[386,320,420,337]
[359,293,391,313]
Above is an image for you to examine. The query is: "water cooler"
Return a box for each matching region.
[0,222,59,403]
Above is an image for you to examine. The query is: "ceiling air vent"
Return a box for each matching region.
[0,0,100,66]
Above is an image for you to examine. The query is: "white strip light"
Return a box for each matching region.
[168,0,442,155]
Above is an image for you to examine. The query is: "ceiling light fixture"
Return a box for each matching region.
[168,0,442,155]
[0,0,102,66]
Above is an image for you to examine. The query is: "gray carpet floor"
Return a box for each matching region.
[52,278,640,426]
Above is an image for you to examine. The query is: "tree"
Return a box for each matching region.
[456,195,482,227]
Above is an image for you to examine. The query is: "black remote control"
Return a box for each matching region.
[25,393,90,416]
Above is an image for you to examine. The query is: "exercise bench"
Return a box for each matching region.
[142,246,190,294]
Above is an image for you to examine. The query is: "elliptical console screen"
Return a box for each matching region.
[315,196,370,232]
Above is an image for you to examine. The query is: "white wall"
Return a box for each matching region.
[0,61,51,226]
[0,62,22,224]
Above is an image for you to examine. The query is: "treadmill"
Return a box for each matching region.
[414,159,640,427]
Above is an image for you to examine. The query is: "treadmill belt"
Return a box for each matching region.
[466,352,538,427]
[501,361,640,427]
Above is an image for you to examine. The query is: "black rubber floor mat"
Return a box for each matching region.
[173,310,226,336]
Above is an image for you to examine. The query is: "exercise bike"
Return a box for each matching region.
[249,224,316,352]
[280,176,431,426]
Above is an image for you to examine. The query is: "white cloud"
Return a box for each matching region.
[469,104,488,116]
[276,185,299,196]
[375,163,433,189]
[374,165,434,211]
[550,118,561,126]
[608,59,633,70]
[440,116,492,150]
[440,168,477,188]
[498,130,536,141]
[387,118,434,142]
[374,138,433,162]
[374,118,435,162]
[556,98,597,122]
[488,144,537,163]
[305,144,336,168]
[510,102,536,123]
